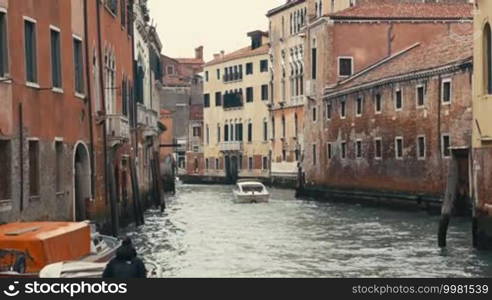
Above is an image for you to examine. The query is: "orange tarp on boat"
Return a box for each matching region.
[0,222,91,273]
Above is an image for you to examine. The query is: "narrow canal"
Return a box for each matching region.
[125,184,492,278]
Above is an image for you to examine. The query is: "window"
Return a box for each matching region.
[395,89,403,111]
[204,94,210,107]
[24,19,38,84]
[55,141,63,193]
[375,138,382,160]
[216,69,220,80]
[247,123,253,142]
[0,12,9,77]
[248,157,253,170]
[485,23,492,94]
[120,0,126,26]
[327,143,332,160]
[340,99,346,118]
[205,159,209,170]
[215,92,222,106]
[356,96,363,116]
[246,87,254,102]
[326,102,332,120]
[193,126,202,137]
[246,63,253,75]
[395,137,404,159]
[261,85,269,101]
[416,85,425,107]
[238,155,243,170]
[205,71,209,82]
[206,125,210,144]
[263,157,268,170]
[282,150,286,161]
[224,124,229,142]
[417,136,426,159]
[263,120,268,141]
[272,117,275,139]
[260,60,268,72]
[356,140,362,158]
[282,116,286,138]
[312,144,317,165]
[312,106,317,122]
[167,65,174,75]
[312,47,317,80]
[341,142,347,159]
[106,0,118,15]
[29,140,40,197]
[0,140,11,200]
[237,123,244,142]
[442,79,452,104]
[338,57,353,77]
[73,37,84,94]
[50,29,62,89]
[217,124,221,143]
[238,65,243,79]
[216,159,219,169]
[442,134,451,158]
[375,93,382,114]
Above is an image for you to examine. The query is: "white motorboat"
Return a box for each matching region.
[39,260,163,278]
[233,180,270,203]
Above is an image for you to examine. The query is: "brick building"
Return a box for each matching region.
[159,47,204,173]
[0,0,91,222]
[300,1,474,210]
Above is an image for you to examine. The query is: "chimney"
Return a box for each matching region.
[220,50,225,58]
[248,31,267,50]
[213,53,220,60]
[195,46,204,60]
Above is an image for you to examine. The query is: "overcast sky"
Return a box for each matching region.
[148,0,285,62]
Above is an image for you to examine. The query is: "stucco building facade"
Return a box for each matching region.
[203,31,271,183]
[472,0,492,249]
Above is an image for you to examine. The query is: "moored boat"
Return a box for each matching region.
[0,221,121,278]
[233,180,270,204]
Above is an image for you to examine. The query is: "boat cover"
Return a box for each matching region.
[0,222,91,273]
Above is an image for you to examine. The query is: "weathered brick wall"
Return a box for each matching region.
[304,68,472,197]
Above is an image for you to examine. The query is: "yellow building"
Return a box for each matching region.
[267,0,308,186]
[203,31,271,182]
[472,0,492,250]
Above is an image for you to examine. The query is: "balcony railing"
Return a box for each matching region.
[106,114,130,141]
[223,94,243,109]
[219,141,243,152]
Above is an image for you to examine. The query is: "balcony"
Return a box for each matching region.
[223,93,243,110]
[219,141,243,152]
[106,114,130,144]
[137,104,159,136]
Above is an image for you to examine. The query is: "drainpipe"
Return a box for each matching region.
[96,0,116,236]
[83,0,96,199]
[19,103,23,212]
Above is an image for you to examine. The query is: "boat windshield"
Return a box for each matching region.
[241,184,264,193]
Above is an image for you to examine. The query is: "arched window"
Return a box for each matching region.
[485,23,492,94]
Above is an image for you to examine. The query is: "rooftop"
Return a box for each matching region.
[204,43,269,67]
[266,0,305,17]
[325,31,473,98]
[329,1,473,20]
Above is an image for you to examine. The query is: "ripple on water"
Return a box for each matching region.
[123,184,492,278]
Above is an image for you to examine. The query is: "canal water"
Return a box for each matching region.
[125,184,492,278]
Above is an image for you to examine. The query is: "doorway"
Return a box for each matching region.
[74,142,91,221]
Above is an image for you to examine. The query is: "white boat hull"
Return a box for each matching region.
[233,192,270,204]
